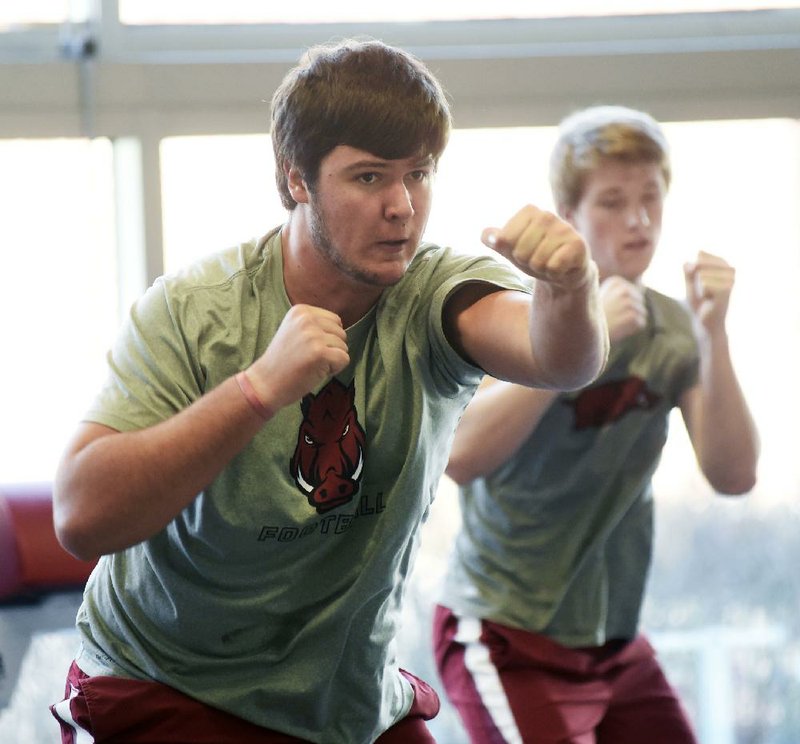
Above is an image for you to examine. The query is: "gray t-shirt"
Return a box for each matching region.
[74,228,529,744]
[440,288,699,647]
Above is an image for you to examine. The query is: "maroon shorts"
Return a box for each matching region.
[432,605,698,744]
[50,660,440,743]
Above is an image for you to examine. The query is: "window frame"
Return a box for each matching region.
[1,3,798,284]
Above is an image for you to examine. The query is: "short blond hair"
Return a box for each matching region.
[549,105,671,213]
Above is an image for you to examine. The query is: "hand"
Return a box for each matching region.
[246,304,350,411]
[683,250,735,332]
[482,204,596,291]
[600,275,648,343]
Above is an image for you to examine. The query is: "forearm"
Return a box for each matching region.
[687,333,760,494]
[446,379,557,484]
[54,374,267,559]
[527,264,609,390]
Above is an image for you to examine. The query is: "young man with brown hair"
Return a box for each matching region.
[49,41,607,743]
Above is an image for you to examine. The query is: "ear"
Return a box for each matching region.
[286,164,310,204]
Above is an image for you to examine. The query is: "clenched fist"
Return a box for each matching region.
[600,275,648,344]
[482,204,597,291]
[245,304,350,413]
[684,250,735,332]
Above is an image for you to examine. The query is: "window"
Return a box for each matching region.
[160,134,283,274]
[0,138,117,483]
[399,118,800,743]
[118,0,800,25]
[0,2,70,28]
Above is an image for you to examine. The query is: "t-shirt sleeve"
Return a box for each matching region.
[424,248,532,389]
[84,279,203,432]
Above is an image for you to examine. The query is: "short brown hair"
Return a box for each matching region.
[550,105,671,213]
[271,38,452,210]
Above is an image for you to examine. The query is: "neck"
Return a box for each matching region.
[280,217,383,329]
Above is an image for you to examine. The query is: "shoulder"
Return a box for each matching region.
[130,231,282,337]
[160,231,277,298]
[642,287,700,391]
[645,287,694,337]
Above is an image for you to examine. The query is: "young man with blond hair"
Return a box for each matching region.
[435,105,759,744]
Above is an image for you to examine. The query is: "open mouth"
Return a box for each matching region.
[378,238,410,250]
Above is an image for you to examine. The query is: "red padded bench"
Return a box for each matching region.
[0,483,97,603]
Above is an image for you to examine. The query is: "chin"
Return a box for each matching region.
[376,258,414,285]
[355,266,407,288]
[619,257,652,282]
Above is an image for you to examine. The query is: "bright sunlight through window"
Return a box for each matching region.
[119,0,800,25]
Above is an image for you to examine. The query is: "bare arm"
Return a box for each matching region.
[54,304,350,560]
[447,205,609,390]
[445,376,558,484]
[55,384,266,560]
[446,272,646,484]
[680,252,759,494]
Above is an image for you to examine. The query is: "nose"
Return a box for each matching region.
[627,206,650,228]
[384,181,414,222]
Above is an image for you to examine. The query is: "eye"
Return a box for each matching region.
[408,169,430,182]
[340,423,350,440]
[358,172,379,185]
[304,434,316,446]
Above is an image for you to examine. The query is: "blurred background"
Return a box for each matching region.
[1,2,799,742]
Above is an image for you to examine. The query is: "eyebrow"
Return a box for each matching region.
[597,179,662,195]
[344,160,390,172]
[344,155,434,173]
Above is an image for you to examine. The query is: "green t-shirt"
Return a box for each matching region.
[75,228,529,744]
[440,288,699,647]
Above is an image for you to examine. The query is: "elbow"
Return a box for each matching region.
[444,463,470,487]
[708,467,758,497]
[557,361,604,392]
[58,537,100,564]
[445,453,478,487]
[53,501,102,562]
[53,478,104,562]
[702,444,760,496]
[715,476,757,497]
[540,336,609,393]
[536,357,604,393]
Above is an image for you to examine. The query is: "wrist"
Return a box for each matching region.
[235,370,274,421]
[570,259,600,293]
[544,259,599,297]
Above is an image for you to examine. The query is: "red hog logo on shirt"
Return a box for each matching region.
[290,378,366,514]
[567,376,662,430]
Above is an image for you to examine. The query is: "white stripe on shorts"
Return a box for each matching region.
[52,683,95,744]
[455,616,524,744]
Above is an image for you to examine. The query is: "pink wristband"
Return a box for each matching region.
[235,371,273,421]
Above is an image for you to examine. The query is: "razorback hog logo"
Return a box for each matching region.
[289,378,366,514]
[566,376,662,430]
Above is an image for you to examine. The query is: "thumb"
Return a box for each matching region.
[482,227,513,257]
[683,261,700,303]
[481,227,499,249]
[683,261,695,287]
